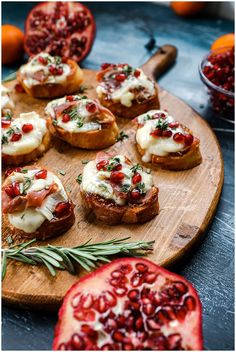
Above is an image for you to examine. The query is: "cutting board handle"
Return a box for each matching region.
[141,44,177,80]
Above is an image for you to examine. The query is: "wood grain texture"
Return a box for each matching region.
[2,65,223,308]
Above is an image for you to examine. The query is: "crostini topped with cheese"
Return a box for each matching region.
[2,111,51,165]
[1,85,14,118]
[135,110,202,170]
[45,95,119,149]
[80,152,159,224]
[96,63,160,118]
[17,53,83,98]
[2,167,75,239]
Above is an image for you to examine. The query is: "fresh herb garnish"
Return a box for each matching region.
[1,135,8,145]
[6,236,13,245]
[131,163,143,173]
[123,65,133,75]
[55,56,62,65]
[76,174,82,184]
[21,169,28,174]
[4,112,12,121]
[66,186,72,193]
[116,131,129,142]
[1,237,154,279]
[77,85,88,94]
[107,157,121,171]
[98,183,108,192]
[81,160,90,165]
[156,118,168,131]
[23,178,32,193]
[120,184,131,193]
[6,127,15,137]
[58,169,66,176]
[52,119,58,126]
[143,114,152,122]
[136,182,146,194]
[67,108,84,128]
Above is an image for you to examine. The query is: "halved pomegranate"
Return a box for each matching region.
[53,258,203,350]
[24,2,96,63]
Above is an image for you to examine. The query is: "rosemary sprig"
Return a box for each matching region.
[116,131,129,142]
[1,237,154,279]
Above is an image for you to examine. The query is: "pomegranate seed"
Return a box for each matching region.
[113,287,127,297]
[136,263,148,273]
[54,202,71,218]
[22,123,34,133]
[112,331,124,342]
[131,273,142,287]
[15,83,24,93]
[71,293,81,308]
[135,317,143,330]
[123,343,134,350]
[173,132,185,143]
[115,73,126,82]
[129,189,141,200]
[128,289,139,301]
[96,159,109,171]
[70,334,85,350]
[143,303,155,316]
[150,128,163,137]
[49,65,56,74]
[4,184,16,198]
[38,56,47,65]
[168,122,179,129]
[81,294,93,309]
[112,163,122,171]
[173,281,188,295]
[111,270,122,279]
[162,130,172,137]
[101,62,112,70]
[184,134,194,146]
[174,305,187,321]
[35,169,47,179]
[119,264,132,273]
[74,309,95,322]
[134,69,141,78]
[57,343,67,350]
[10,132,22,142]
[110,171,125,184]
[132,173,142,184]
[2,120,11,128]
[167,333,182,350]
[184,296,196,311]
[146,318,161,330]
[62,114,70,123]
[5,167,22,178]
[86,102,97,113]
[145,272,157,284]
[56,67,63,75]
[66,95,74,102]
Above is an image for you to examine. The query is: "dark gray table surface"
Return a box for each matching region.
[2,2,234,350]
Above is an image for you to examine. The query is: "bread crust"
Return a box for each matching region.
[17,59,83,99]
[97,85,160,119]
[2,200,75,240]
[47,119,119,149]
[80,186,159,225]
[136,124,202,171]
[2,130,51,166]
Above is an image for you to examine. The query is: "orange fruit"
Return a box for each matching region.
[171,2,205,17]
[211,33,235,52]
[2,24,24,64]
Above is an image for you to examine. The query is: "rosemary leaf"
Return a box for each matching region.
[41,258,56,276]
[2,252,7,280]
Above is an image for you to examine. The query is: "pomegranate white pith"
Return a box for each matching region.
[53,258,203,350]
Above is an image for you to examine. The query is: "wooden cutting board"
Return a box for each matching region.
[2,46,224,309]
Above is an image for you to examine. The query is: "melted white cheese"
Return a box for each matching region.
[20,53,71,88]
[96,69,155,107]
[7,170,68,233]
[2,111,47,155]
[1,85,14,115]
[136,110,185,162]
[81,155,153,205]
[45,96,101,133]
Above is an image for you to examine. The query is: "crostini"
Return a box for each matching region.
[96,63,160,118]
[45,95,119,149]
[134,110,202,170]
[17,52,83,98]
[2,167,75,240]
[1,85,14,118]
[80,152,159,225]
[2,111,51,166]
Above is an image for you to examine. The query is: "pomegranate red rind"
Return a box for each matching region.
[24,2,96,63]
[53,258,203,350]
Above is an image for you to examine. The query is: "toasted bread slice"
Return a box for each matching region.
[2,166,75,240]
[135,110,202,170]
[96,64,160,119]
[17,53,83,99]
[2,111,51,166]
[45,96,119,149]
[80,152,159,225]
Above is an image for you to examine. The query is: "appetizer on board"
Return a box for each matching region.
[17,53,83,98]
[134,110,202,170]
[2,167,75,240]
[2,111,51,166]
[45,95,119,149]
[96,63,160,118]
[1,85,14,117]
[80,152,159,225]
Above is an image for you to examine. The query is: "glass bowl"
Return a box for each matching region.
[199,47,234,123]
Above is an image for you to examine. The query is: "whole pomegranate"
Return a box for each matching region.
[53,258,203,350]
[24,2,96,63]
